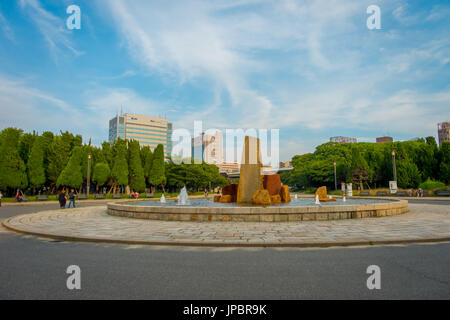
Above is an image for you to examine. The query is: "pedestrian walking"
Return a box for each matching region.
[204,188,208,199]
[68,189,76,208]
[0,191,3,207]
[58,190,67,209]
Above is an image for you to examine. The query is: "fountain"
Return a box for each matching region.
[177,186,190,206]
[107,136,408,222]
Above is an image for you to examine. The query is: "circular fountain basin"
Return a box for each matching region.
[107,198,408,222]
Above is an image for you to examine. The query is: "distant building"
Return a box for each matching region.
[279,161,292,168]
[191,131,223,165]
[109,113,173,158]
[438,122,450,146]
[376,136,393,143]
[218,162,240,173]
[330,136,357,144]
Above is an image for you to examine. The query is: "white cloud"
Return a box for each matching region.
[19,0,83,61]
[0,12,15,42]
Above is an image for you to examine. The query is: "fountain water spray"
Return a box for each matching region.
[177,186,190,205]
[343,196,346,202]
[160,194,166,203]
[315,194,321,205]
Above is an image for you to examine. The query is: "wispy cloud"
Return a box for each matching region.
[0,12,15,42]
[19,0,83,61]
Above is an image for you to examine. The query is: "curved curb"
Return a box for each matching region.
[2,217,449,248]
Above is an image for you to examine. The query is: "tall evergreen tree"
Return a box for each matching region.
[149,144,166,192]
[27,136,46,190]
[0,128,28,191]
[92,162,111,188]
[57,147,83,188]
[47,132,75,186]
[128,140,146,192]
[144,147,153,182]
[111,139,129,191]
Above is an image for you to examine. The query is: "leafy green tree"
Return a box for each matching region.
[92,162,111,187]
[143,147,153,182]
[111,138,129,190]
[0,128,28,191]
[439,142,450,184]
[396,160,421,188]
[27,136,46,190]
[149,144,166,192]
[128,140,146,192]
[57,147,83,188]
[47,132,77,186]
[18,133,36,165]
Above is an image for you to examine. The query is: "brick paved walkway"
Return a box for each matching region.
[3,204,450,247]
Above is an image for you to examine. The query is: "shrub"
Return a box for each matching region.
[418,178,446,190]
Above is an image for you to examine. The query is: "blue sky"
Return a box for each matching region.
[0,0,449,161]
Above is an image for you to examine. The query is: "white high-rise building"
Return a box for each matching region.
[191,131,223,165]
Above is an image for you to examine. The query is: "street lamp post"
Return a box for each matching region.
[391,150,397,182]
[333,161,337,191]
[87,153,92,197]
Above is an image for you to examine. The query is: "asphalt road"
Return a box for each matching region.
[0,204,449,299]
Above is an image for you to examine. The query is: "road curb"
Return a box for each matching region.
[3,217,450,248]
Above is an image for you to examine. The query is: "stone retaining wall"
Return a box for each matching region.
[107,200,408,222]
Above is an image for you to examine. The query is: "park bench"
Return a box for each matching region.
[145,193,154,198]
[36,194,49,201]
[77,194,87,200]
[395,191,408,196]
[359,191,370,196]
[376,191,388,196]
[112,194,122,199]
[22,195,29,201]
[94,194,106,199]
[434,189,450,196]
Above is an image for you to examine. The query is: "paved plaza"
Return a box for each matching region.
[3,203,450,247]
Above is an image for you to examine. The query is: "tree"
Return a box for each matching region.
[27,136,46,190]
[143,146,153,181]
[128,140,146,192]
[57,147,83,188]
[439,142,450,184]
[47,132,77,186]
[0,128,28,192]
[18,133,36,165]
[111,138,128,191]
[92,162,111,188]
[149,144,166,192]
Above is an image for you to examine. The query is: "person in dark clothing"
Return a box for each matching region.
[58,190,67,209]
[68,189,76,208]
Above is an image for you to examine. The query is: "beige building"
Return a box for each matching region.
[438,122,450,146]
[109,113,172,157]
[376,136,393,143]
[191,131,223,165]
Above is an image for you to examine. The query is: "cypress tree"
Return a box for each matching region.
[92,162,111,187]
[27,136,46,189]
[144,147,153,182]
[128,140,146,192]
[149,144,166,192]
[57,147,83,188]
[111,139,129,189]
[0,128,28,191]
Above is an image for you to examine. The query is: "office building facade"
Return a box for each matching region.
[330,136,357,144]
[376,136,393,143]
[109,113,173,157]
[438,122,450,146]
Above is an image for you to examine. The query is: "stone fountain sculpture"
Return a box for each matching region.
[214,136,291,206]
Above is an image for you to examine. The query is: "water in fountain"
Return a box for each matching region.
[177,186,190,205]
[315,194,321,205]
[160,194,166,203]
